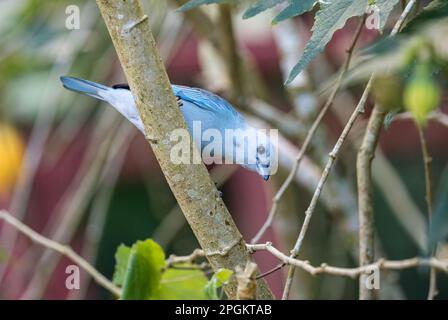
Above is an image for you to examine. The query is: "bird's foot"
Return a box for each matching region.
[214,182,223,198]
[176,96,183,107]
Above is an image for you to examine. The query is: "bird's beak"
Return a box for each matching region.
[256,158,271,182]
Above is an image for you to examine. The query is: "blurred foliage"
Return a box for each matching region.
[403,63,441,125]
[351,0,448,83]
[0,0,111,121]
[346,1,448,127]
[271,0,315,24]
[430,168,448,249]
[372,75,404,111]
[374,159,448,299]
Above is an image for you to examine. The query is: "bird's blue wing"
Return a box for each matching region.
[172,85,241,119]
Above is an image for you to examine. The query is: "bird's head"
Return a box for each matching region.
[233,127,278,181]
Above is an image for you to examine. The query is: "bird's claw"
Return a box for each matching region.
[176,96,183,107]
[214,183,223,198]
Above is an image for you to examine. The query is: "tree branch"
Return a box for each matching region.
[282,76,375,299]
[0,210,121,297]
[95,0,273,299]
[356,0,417,300]
[218,4,246,106]
[357,106,386,300]
[417,125,437,300]
[248,242,448,277]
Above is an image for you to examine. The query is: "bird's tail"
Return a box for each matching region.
[60,76,111,101]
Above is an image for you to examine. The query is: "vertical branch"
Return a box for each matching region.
[218,4,246,106]
[417,126,433,218]
[356,0,417,300]
[417,125,437,300]
[95,0,273,299]
[357,106,386,300]
[282,76,375,300]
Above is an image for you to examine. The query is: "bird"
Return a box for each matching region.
[60,76,276,181]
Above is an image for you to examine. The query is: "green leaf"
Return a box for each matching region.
[364,0,448,56]
[375,0,400,31]
[243,0,285,19]
[272,0,316,24]
[158,266,209,299]
[286,0,369,84]
[203,268,233,300]
[402,0,448,34]
[214,268,234,285]
[120,240,166,300]
[178,0,237,12]
[113,244,131,287]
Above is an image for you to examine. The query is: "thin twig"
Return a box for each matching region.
[251,15,367,244]
[255,264,284,280]
[282,76,375,299]
[248,242,448,277]
[0,210,121,297]
[357,0,418,300]
[282,0,418,299]
[165,249,205,268]
[357,106,386,300]
[392,0,417,35]
[417,125,437,300]
[417,124,433,235]
[218,4,246,106]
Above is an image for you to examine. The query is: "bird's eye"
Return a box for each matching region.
[257,145,266,155]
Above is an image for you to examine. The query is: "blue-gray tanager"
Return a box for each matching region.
[60,76,276,180]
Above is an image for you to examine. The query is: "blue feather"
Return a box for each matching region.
[60,76,109,100]
[172,85,241,120]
